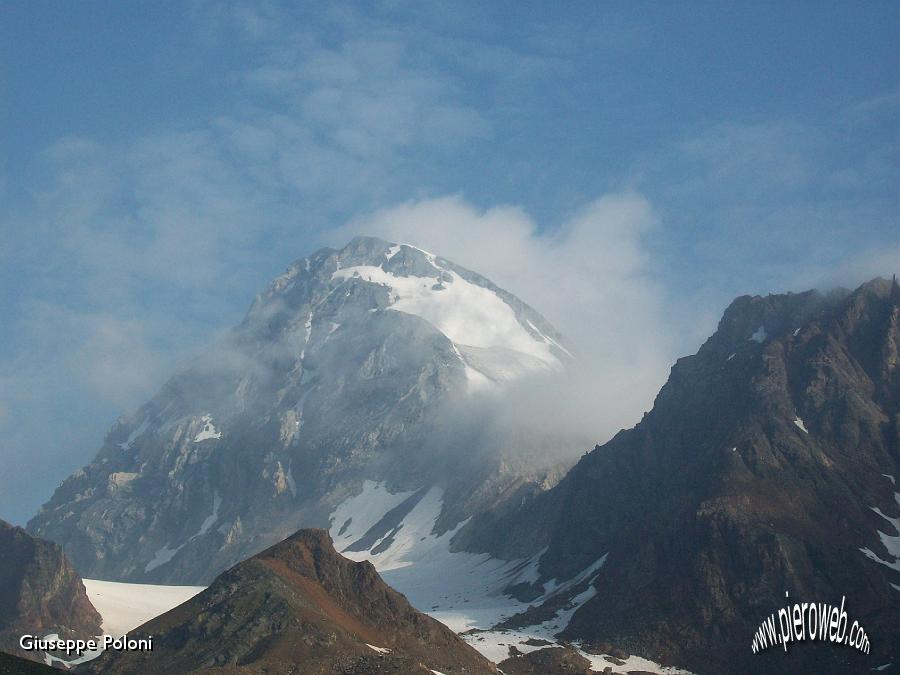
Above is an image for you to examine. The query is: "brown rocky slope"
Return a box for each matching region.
[84,528,495,674]
[0,519,101,663]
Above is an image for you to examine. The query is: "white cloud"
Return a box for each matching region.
[335,191,678,444]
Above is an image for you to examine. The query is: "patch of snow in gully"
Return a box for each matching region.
[145,491,221,572]
[330,480,417,552]
[197,491,222,536]
[860,488,900,573]
[193,414,222,442]
[144,543,185,573]
[285,460,297,496]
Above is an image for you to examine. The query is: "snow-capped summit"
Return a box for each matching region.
[252,235,568,390]
[29,236,571,584]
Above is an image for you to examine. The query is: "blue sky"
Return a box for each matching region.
[1,1,898,524]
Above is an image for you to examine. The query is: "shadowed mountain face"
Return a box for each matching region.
[84,528,496,675]
[468,278,900,674]
[0,520,101,663]
[29,236,570,584]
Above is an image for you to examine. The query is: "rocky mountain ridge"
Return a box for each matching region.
[466,277,900,673]
[0,520,101,664]
[83,528,496,674]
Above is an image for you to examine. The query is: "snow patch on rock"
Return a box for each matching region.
[193,414,222,442]
[145,491,222,572]
[860,490,900,573]
[330,480,417,553]
[197,492,221,536]
[144,543,184,573]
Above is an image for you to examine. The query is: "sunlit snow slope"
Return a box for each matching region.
[328,481,690,674]
[331,247,565,388]
[82,579,205,636]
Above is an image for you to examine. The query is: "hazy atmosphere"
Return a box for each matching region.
[2,1,898,524]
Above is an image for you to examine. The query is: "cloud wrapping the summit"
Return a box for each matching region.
[336,192,678,446]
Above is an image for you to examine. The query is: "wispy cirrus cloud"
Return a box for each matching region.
[634,93,900,303]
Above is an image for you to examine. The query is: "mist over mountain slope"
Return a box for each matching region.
[28,236,579,584]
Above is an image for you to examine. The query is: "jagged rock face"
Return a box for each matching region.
[471,278,900,674]
[28,236,569,584]
[0,520,101,662]
[85,528,496,675]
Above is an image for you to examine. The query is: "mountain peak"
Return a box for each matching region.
[29,237,572,585]
[279,526,335,550]
[85,528,496,674]
[253,236,569,387]
[347,234,392,246]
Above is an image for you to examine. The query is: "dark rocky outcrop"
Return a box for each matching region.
[84,528,495,674]
[498,646,595,674]
[0,520,101,663]
[0,650,61,674]
[471,277,900,674]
